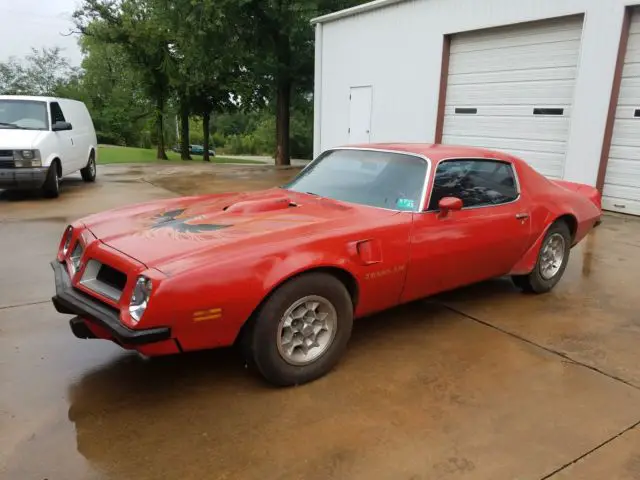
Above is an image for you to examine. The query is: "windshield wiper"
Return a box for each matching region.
[0,122,18,129]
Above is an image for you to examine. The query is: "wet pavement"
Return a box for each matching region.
[1,163,640,479]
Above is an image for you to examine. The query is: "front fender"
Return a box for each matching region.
[162,248,362,352]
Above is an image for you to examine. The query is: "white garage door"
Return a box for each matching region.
[602,9,640,216]
[443,15,584,179]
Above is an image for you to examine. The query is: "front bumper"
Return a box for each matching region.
[50,260,171,345]
[0,167,48,189]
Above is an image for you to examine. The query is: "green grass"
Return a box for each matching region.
[97,145,263,165]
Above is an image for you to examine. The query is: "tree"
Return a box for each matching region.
[232,0,367,165]
[0,47,79,96]
[161,0,242,162]
[74,0,175,160]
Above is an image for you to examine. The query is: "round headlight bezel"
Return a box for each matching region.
[129,276,153,323]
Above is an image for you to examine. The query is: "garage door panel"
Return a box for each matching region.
[603,159,640,188]
[602,184,640,204]
[610,119,640,146]
[448,67,577,86]
[603,8,640,216]
[451,27,582,54]
[442,133,567,154]
[610,145,640,161]
[447,81,575,105]
[444,105,573,117]
[451,16,583,50]
[601,196,640,216]
[443,116,570,141]
[621,61,640,78]
[449,42,581,75]
[443,16,582,182]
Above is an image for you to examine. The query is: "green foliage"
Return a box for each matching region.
[1,0,369,162]
[0,47,80,96]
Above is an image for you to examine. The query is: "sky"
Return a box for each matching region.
[0,0,83,66]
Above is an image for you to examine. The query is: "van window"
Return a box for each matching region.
[50,102,67,125]
[0,100,48,130]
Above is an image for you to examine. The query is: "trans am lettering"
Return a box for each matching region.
[151,209,230,233]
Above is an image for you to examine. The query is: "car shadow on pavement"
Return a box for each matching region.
[0,177,87,202]
[63,280,522,478]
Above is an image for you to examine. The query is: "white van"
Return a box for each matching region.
[0,95,98,198]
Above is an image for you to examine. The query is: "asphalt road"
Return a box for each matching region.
[1,163,640,480]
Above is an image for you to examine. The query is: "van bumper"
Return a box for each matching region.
[0,167,48,189]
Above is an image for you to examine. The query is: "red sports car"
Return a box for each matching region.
[51,144,602,386]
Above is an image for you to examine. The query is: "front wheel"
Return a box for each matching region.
[242,273,353,387]
[42,162,60,198]
[512,221,571,294]
[80,153,96,182]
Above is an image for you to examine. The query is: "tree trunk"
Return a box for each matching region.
[275,79,291,166]
[155,94,168,160]
[180,98,191,160]
[202,111,211,162]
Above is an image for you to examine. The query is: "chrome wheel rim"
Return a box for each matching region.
[54,169,59,190]
[540,233,566,280]
[277,295,337,366]
[89,158,96,176]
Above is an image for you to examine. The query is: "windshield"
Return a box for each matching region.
[0,100,49,130]
[283,149,428,212]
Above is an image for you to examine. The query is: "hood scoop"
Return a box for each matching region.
[223,196,298,214]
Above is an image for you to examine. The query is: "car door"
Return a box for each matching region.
[401,158,532,303]
[49,101,78,174]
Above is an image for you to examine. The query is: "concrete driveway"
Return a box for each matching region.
[1,163,640,480]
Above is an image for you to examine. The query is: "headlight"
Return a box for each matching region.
[62,226,73,256]
[13,150,42,167]
[129,276,153,323]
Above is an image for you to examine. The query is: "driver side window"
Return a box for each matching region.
[428,159,519,210]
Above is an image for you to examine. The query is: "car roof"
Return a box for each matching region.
[340,143,518,164]
[0,95,71,103]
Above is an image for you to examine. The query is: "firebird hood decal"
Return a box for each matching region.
[150,209,230,233]
[82,189,381,270]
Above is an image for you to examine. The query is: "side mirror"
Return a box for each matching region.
[438,196,463,216]
[52,121,72,131]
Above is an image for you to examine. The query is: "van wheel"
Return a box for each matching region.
[42,162,60,198]
[81,153,96,182]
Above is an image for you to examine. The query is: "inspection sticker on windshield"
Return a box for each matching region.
[396,198,415,210]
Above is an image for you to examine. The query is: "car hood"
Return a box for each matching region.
[82,189,367,272]
[0,129,45,149]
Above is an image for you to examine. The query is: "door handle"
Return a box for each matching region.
[515,213,529,220]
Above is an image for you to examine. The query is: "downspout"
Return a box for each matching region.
[313,22,323,158]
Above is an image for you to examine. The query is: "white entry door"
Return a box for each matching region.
[348,86,372,144]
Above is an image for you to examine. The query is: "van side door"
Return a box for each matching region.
[49,101,78,174]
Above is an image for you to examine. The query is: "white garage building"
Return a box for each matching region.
[312,0,640,216]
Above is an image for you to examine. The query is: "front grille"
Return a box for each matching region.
[0,159,14,168]
[96,264,127,291]
[79,260,128,302]
[0,150,12,157]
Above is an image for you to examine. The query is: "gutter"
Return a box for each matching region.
[311,0,407,25]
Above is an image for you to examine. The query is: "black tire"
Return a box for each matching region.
[512,221,571,294]
[243,272,354,387]
[42,161,60,198]
[80,152,96,182]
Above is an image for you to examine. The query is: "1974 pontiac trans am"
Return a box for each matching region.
[51,144,602,386]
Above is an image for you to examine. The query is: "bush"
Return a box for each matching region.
[96,131,125,146]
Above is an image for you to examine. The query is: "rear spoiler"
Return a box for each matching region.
[551,180,602,211]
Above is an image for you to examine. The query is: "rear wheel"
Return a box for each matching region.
[42,161,60,198]
[80,152,96,182]
[512,221,571,294]
[242,273,353,387]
